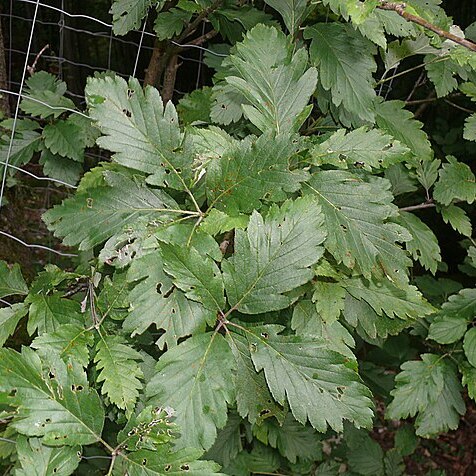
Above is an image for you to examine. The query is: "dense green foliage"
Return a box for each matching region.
[1,0,476,474]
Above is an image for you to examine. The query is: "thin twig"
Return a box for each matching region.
[399,201,436,212]
[444,99,474,114]
[176,0,223,43]
[26,43,49,75]
[378,2,476,52]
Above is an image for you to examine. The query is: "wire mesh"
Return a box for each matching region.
[0,0,215,262]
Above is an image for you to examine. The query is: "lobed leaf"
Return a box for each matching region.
[239,325,374,432]
[146,333,235,450]
[0,348,104,445]
[387,354,465,437]
[94,334,144,416]
[304,171,411,283]
[223,196,326,314]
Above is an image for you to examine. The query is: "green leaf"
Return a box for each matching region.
[0,303,28,347]
[118,447,223,475]
[387,354,465,437]
[146,332,235,450]
[440,204,472,237]
[206,133,308,215]
[94,334,144,416]
[264,0,307,34]
[416,158,441,192]
[200,209,249,236]
[226,331,286,425]
[211,6,274,44]
[254,413,321,463]
[383,35,436,70]
[26,294,84,336]
[305,23,377,123]
[309,127,409,171]
[39,149,82,186]
[428,315,467,344]
[425,54,459,97]
[397,212,441,274]
[15,436,81,476]
[86,75,191,187]
[343,277,434,321]
[0,261,28,298]
[406,0,446,19]
[217,25,317,133]
[464,113,476,141]
[304,171,411,282]
[375,99,433,162]
[428,288,476,344]
[177,87,213,125]
[43,172,179,250]
[460,361,476,401]
[42,120,84,162]
[385,164,418,196]
[223,196,326,314]
[210,84,245,126]
[20,72,75,119]
[0,348,104,445]
[110,0,154,35]
[343,293,413,340]
[31,324,93,367]
[292,301,355,359]
[224,443,280,475]
[205,413,243,468]
[160,243,225,312]
[463,327,476,367]
[124,252,213,349]
[239,325,373,432]
[0,129,41,175]
[433,156,476,205]
[312,281,346,324]
[394,425,418,456]
[154,8,192,40]
[345,426,384,476]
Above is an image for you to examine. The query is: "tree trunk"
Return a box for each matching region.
[0,9,11,116]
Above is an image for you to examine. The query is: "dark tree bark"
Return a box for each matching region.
[0,10,11,116]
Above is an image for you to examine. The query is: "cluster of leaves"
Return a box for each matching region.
[0,71,99,189]
[1,0,476,474]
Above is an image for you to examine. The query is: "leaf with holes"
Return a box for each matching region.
[15,436,81,476]
[238,324,373,432]
[0,347,104,445]
[43,172,180,250]
[124,252,214,349]
[206,133,308,215]
[146,332,235,450]
[86,75,193,189]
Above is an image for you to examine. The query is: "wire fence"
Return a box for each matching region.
[0,0,215,263]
